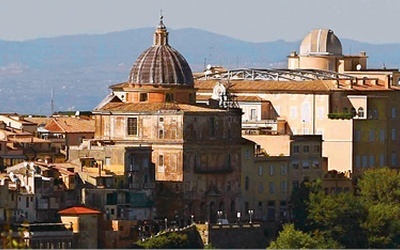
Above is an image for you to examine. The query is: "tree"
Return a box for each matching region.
[267,223,341,249]
[307,191,368,248]
[355,168,400,248]
[290,178,321,231]
[357,167,400,205]
[136,232,189,249]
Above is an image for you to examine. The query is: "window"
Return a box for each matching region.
[250,109,257,120]
[158,155,164,167]
[280,165,286,175]
[258,165,263,176]
[380,129,385,142]
[127,117,138,136]
[159,117,164,123]
[269,182,274,194]
[303,145,310,153]
[302,161,309,169]
[392,152,397,166]
[312,160,319,169]
[355,130,361,142]
[26,197,29,208]
[369,155,375,167]
[369,129,375,142]
[105,157,111,166]
[392,128,396,141]
[292,145,299,154]
[362,155,367,168]
[358,107,364,118]
[158,129,164,139]
[292,161,299,170]
[269,165,274,176]
[245,176,249,190]
[379,154,385,166]
[258,183,264,194]
[165,93,174,102]
[139,93,148,102]
[355,155,361,168]
[313,145,320,154]
[392,107,397,119]
[280,181,287,192]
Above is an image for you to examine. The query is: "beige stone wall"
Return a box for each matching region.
[243,135,290,156]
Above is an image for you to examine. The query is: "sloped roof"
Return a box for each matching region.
[194,79,336,93]
[44,117,95,133]
[96,102,229,113]
[58,206,101,215]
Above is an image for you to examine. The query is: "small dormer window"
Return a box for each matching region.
[140,93,148,102]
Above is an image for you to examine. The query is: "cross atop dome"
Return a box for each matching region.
[157,10,166,30]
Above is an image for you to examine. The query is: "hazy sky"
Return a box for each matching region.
[1,0,399,44]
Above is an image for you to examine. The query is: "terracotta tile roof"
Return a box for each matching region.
[58,206,101,215]
[197,94,267,102]
[25,117,52,126]
[195,79,400,93]
[45,117,95,133]
[97,102,229,113]
[194,79,336,92]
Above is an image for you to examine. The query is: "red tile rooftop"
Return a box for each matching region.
[58,206,101,215]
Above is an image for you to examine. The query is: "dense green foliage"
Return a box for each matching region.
[268,224,341,249]
[272,167,400,249]
[327,112,354,119]
[136,232,190,249]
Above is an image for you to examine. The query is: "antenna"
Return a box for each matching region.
[51,87,54,116]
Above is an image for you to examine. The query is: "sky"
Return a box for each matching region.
[1,0,400,44]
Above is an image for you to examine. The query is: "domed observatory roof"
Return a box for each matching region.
[128,16,194,86]
[299,29,342,56]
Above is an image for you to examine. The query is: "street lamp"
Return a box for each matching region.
[164,218,168,231]
[217,210,223,224]
[191,214,194,224]
[237,212,241,224]
[248,209,254,224]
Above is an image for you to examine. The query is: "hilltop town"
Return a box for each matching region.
[1,16,400,249]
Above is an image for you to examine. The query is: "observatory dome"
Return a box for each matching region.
[299,29,342,56]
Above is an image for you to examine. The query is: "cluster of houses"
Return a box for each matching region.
[1,17,399,248]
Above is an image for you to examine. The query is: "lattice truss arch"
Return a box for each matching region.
[197,68,356,81]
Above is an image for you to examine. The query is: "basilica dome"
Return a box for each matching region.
[128,16,194,86]
[299,29,342,56]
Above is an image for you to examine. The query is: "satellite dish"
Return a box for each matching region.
[207,64,212,70]
[356,64,362,71]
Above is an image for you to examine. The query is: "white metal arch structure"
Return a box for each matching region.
[196,68,356,82]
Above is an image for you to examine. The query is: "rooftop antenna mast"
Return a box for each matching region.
[50,87,54,116]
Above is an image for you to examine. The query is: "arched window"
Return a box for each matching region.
[358,107,365,118]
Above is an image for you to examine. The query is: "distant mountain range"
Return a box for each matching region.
[1,27,400,115]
